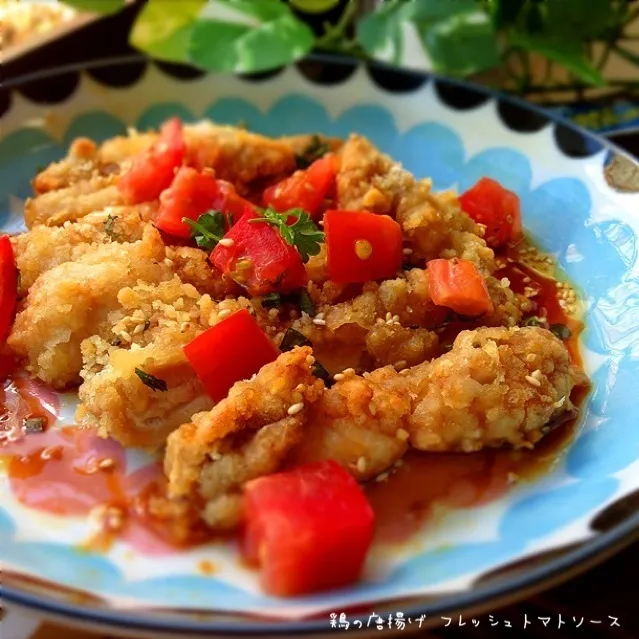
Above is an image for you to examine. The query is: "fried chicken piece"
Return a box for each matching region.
[25,176,123,228]
[365,324,439,369]
[7,226,170,388]
[164,348,323,525]
[296,327,584,482]
[12,204,155,295]
[336,135,495,272]
[293,365,412,482]
[77,279,289,450]
[406,326,586,452]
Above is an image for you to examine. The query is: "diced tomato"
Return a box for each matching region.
[324,210,403,283]
[155,167,224,238]
[183,309,279,402]
[459,177,522,248]
[428,258,494,317]
[210,211,308,296]
[0,236,17,345]
[243,459,375,596]
[117,117,186,204]
[263,154,336,218]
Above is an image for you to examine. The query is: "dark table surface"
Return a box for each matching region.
[2,4,638,637]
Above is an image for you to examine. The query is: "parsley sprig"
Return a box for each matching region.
[295,135,330,170]
[135,368,168,392]
[250,208,324,263]
[183,210,228,251]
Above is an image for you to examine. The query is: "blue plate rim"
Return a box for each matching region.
[2,52,639,635]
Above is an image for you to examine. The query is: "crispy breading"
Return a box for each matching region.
[7,226,170,388]
[295,326,585,482]
[12,204,155,295]
[280,133,344,157]
[293,365,411,481]
[165,347,324,505]
[336,135,495,271]
[406,326,585,452]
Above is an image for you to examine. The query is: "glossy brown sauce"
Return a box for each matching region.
[0,251,587,554]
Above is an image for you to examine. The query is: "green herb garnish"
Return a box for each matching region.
[523,316,547,328]
[23,417,46,433]
[295,135,330,170]
[250,208,324,263]
[104,214,120,241]
[279,328,311,352]
[260,289,316,316]
[135,368,168,392]
[312,361,333,387]
[261,293,282,309]
[298,289,315,316]
[550,323,572,341]
[184,210,227,251]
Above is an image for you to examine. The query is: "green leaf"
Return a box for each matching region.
[546,0,613,39]
[356,0,404,65]
[418,10,501,76]
[400,0,477,23]
[295,135,330,170]
[510,33,606,86]
[135,368,168,392]
[279,328,312,352]
[188,0,314,73]
[289,0,341,14]
[62,0,126,15]
[184,210,226,251]
[130,0,206,64]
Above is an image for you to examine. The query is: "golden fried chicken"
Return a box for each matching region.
[406,326,585,452]
[7,226,171,388]
[165,347,324,528]
[12,204,155,295]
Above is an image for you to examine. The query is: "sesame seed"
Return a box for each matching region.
[98,458,115,470]
[312,318,327,326]
[315,312,325,320]
[164,258,174,267]
[558,300,567,308]
[531,369,543,380]
[119,331,132,343]
[396,428,410,441]
[551,396,566,409]
[210,452,223,461]
[501,277,510,288]
[295,383,306,392]
[287,402,304,416]
[394,360,408,371]
[356,456,367,473]
[376,472,389,483]
[392,314,400,323]
[319,220,324,226]
[333,373,345,382]
[376,318,385,325]
[526,353,536,362]
[306,354,315,366]
[180,322,190,332]
[402,248,413,256]
[219,238,235,248]
[354,239,373,260]
[133,323,146,335]
[385,312,393,321]
[399,368,411,376]
[525,375,541,387]
[368,402,377,415]
[218,309,231,319]
[523,276,531,283]
[342,368,356,376]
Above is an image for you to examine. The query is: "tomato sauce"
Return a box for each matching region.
[0,246,588,556]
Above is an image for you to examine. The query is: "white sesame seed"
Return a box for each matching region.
[295,383,306,392]
[218,309,231,319]
[402,248,413,256]
[553,396,566,409]
[385,312,393,321]
[333,373,345,382]
[376,318,385,325]
[356,456,367,473]
[531,369,543,380]
[376,472,389,483]
[525,375,541,387]
[98,458,115,470]
[210,452,223,461]
[399,368,411,376]
[394,360,408,371]
[314,312,325,320]
[218,238,235,248]
[164,258,174,267]
[312,318,327,326]
[501,277,510,288]
[392,315,400,323]
[396,428,410,441]
[133,323,146,335]
[368,402,377,415]
[119,331,132,343]
[342,368,356,376]
[306,354,315,366]
[287,402,304,416]
[526,353,536,362]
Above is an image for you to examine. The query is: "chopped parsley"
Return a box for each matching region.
[312,361,333,387]
[523,316,547,328]
[279,328,311,352]
[104,214,120,241]
[260,288,316,316]
[549,323,572,340]
[23,417,46,433]
[135,368,168,392]
[295,135,330,170]
[250,208,324,263]
[184,210,227,251]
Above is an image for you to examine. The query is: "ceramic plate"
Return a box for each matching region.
[2,56,639,637]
